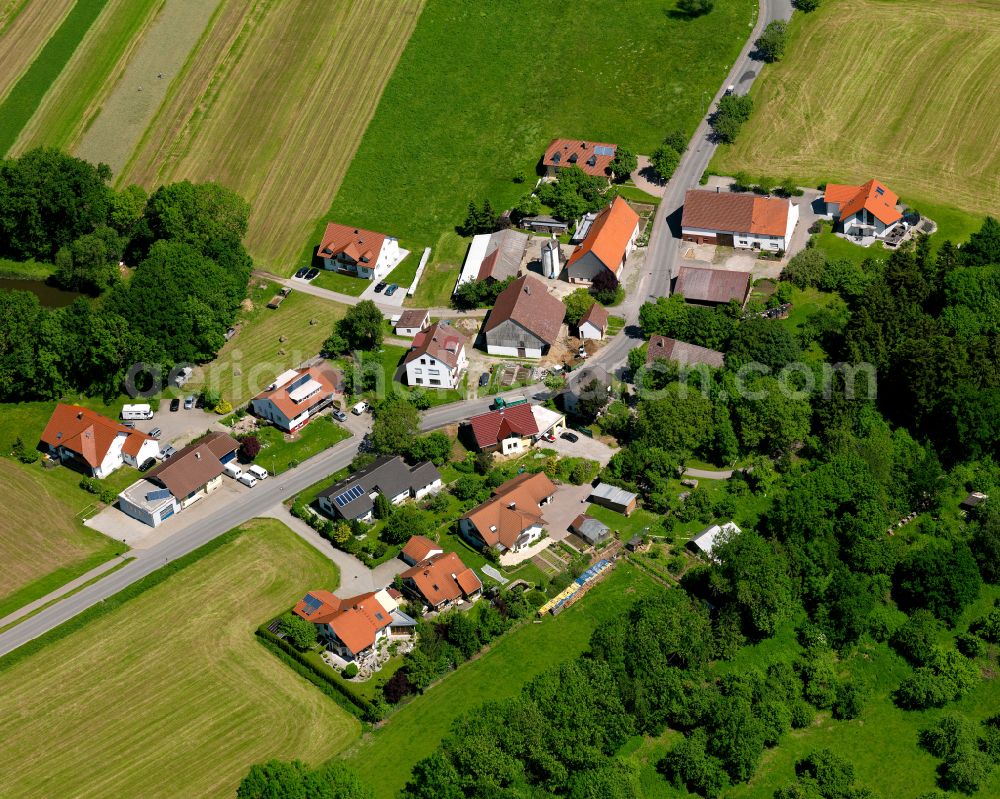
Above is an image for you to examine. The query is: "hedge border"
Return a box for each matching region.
[255,625,379,722]
[0,527,244,674]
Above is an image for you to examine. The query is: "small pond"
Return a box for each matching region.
[0,278,83,307]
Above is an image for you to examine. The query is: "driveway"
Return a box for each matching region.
[542,482,596,540]
[132,405,223,449]
[548,433,616,466]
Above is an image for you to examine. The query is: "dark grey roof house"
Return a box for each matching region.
[317,456,442,522]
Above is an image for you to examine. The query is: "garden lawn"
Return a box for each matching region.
[0,518,359,799]
[184,282,347,408]
[311,269,371,297]
[584,503,660,540]
[323,0,756,308]
[339,563,662,797]
[711,0,1000,225]
[252,417,351,476]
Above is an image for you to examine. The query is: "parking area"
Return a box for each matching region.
[131,405,222,450]
[546,431,616,466]
[540,481,600,540]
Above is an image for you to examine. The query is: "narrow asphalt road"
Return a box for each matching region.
[0,0,792,660]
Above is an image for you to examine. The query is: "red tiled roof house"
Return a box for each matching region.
[481,274,566,358]
[542,139,618,179]
[577,302,609,340]
[464,403,566,455]
[823,179,902,239]
[316,222,401,280]
[403,322,468,390]
[459,472,556,554]
[400,535,443,566]
[293,588,416,663]
[249,366,338,432]
[681,189,799,252]
[565,197,640,284]
[400,552,482,611]
[39,404,160,478]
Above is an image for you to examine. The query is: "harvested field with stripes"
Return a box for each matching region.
[712,0,1000,221]
[0,0,74,103]
[121,0,423,271]
[0,519,358,799]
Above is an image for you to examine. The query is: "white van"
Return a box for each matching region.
[351,400,368,415]
[246,464,268,480]
[237,473,257,488]
[223,462,243,479]
[121,403,154,421]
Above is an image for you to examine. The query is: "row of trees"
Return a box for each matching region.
[0,149,252,400]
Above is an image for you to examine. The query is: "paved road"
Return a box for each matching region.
[0,0,792,659]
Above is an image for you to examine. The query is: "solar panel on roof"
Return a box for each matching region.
[145,488,172,502]
[595,145,615,156]
[333,484,364,507]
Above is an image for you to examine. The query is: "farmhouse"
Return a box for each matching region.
[577,302,609,340]
[465,403,566,454]
[117,433,240,527]
[481,274,566,358]
[316,456,441,523]
[249,366,338,433]
[459,472,556,553]
[645,335,725,369]
[542,138,617,178]
[403,322,468,389]
[589,482,637,516]
[569,514,611,546]
[688,521,742,560]
[674,266,752,307]
[39,404,160,478]
[565,197,640,284]
[316,222,400,279]
[400,535,443,566]
[293,588,415,664]
[455,229,530,292]
[681,189,798,252]
[393,309,430,337]
[400,551,482,611]
[823,179,902,239]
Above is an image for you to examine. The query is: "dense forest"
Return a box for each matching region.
[0,148,252,400]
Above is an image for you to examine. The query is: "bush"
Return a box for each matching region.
[756,20,788,62]
[711,95,753,143]
[794,0,820,10]
[239,435,261,461]
[214,399,233,415]
[278,612,318,650]
[342,663,359,679]
[383,668,415,704]
[789,699,815,729]
[11,436,39,464]
[831,682,864,720]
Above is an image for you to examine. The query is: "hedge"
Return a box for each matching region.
[255,624,381,722]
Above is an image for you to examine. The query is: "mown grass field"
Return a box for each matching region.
[0,456,123,619]
[0,0,109,154]
[712,0,1000,226]
[9,0,163,159]
[339,563,662,798]
[0,0,75,104]
[185,281,347,407]
[121,0,423,271]
[0,519,359,799]
[323,0,757,307]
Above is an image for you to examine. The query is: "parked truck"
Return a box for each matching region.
[121,403,154,420]
[491,395,528,411]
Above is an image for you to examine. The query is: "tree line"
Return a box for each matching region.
[0,148,253,401]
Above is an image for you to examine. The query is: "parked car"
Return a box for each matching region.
[122,421,136,429]
[170,398,180,412]
[246,464,269,480]
[352,400,369,415]
[183,395,195,409]
[195,395,205,409]
[139,457,156,472]
[561,431,579,443]
[478,372,490,388]
[305,268,320,280]
[225,326,237,340]
[173,366,193,387]
[294,267,309,279]
[541,432,556,443]
[237,472,258,488]
[577,346,588,359]
[384,283,399,296]
[161,445,177,459]
[374,281,387,293]
[279,286,292,298]
[332,408,348,422]
[149,427,161,439]
[223,462,243,479]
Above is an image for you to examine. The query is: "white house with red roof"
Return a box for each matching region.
[400,535,443,566]
[403,322,468,389]
[823,179,902,239]
[481,274,566,358]
[459,472,556,554]
[316,222,401,280]
[565,197,640,284]
[577,302,609,340]
[399,551,482,611]
[681,189,798,252]
[293,588,416,665]
[465,403,565,454]
[249,366,338,432]
[39,404,160,478]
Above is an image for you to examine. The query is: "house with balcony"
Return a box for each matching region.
[459,472,556,554]
[249,366,339,433]
[39,404,160,478]
[316,222,401,279]
[403,322,468,390]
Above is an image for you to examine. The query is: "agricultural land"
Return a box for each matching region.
[323,0,758,307]
[712,0,1000,229]
[0,519,358,799]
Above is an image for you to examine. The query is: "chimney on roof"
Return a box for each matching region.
[195,452,201,460]
[716,186,720,193]
[354,229,359,234]
[77,411,83,419]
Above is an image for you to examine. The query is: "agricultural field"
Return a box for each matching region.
[184,281,347,408]
[120,0,424,270]
[339,562,662,798]
[0,519,359,799]
[0,456,123,621]
[713,0,1000,226]
[322,0,758,308]
[0,0,75,104]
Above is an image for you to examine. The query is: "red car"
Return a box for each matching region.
[541,433,556,443]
